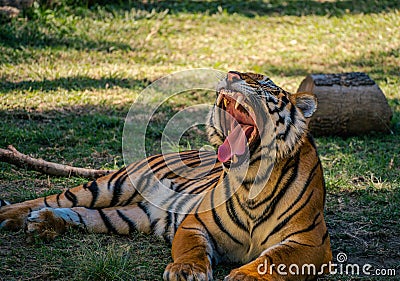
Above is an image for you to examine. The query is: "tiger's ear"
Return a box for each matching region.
[290,92,317,118]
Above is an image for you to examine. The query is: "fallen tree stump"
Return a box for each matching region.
[297,72,392,136]
[0,0,34,9]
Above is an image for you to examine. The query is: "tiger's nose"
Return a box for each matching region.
[227,71,241,82]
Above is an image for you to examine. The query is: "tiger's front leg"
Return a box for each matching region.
[164,215,214,281]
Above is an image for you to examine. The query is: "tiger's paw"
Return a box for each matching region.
[224,268,270,281]
[0,202,31,231]
[163,262,213,281]
[25,207,81,241]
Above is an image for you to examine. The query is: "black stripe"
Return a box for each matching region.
[43,197,50,207]
[282,213,321,242]
[281,105,297,141]
[174,166,222,193]
[126,154,162,174]
[210,188,243,245]
[321,229,329,245]
[122,190,139,206]
[275,113,285,126]
[137,202,151,221]
[132,154,203,196]
[178,174,220,195]
[171,204,192,234]
[234,192,255,220]
[162,159,215,188]
[247,154,298,210]
[110,173,129,207]
[127,151,195,181]
[181,226,205,233]
[191,176,220,194]
[83,181,100,208]
[208,129,223,140]
[148,152,199,176]
[287,240,316,248]
[278,160,320,220]
[171,200,200,236]
[281,95,290,106]
[56,194,61,207]
[194,212,222,257]
[98,209,118,234]
[226,197,248,232]
[117,210,137,234]
[187,232,209,241]
[159,188,201,240]
[162,211,173,243]
[150,218,160,234]
[261,190,314,245]
[76,212,86,228]
[281,243,295,250]
[64,190,78,207]
[107,166,127,190]
[180,244,204,255]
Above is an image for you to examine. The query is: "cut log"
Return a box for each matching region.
[0,0,34,9]
[297,72,392,136]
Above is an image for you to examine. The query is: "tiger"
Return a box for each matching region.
[0,71,332,280]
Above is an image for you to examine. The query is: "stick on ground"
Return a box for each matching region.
[0,145,116,179]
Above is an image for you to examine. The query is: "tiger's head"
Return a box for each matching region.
[207,71,317,168]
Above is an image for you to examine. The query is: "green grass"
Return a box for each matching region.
[1,0,399,280]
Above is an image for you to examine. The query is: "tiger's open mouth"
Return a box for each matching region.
[216,89,259,164]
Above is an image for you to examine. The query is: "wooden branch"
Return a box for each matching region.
[0,145,116,179]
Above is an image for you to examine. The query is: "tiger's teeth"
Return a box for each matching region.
[234,96,244,109]
[217,95,223,106]
[232,155,238,163]
[223,98,228,108]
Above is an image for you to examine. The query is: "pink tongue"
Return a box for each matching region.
[218,124,253,163]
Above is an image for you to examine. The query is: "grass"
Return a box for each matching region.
[0,0,399,280]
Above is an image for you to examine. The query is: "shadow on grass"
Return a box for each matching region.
[131,0,400,17]
[0,76,151,93]
[0,23,133,52]
[0,93,207,160]
[263,65,311,78]
[1,0,398,54]
[338,48,400,79]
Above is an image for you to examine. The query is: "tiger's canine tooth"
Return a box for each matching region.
[217,94,223,106]
[234,95,244,109]
[231,155,238,164]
